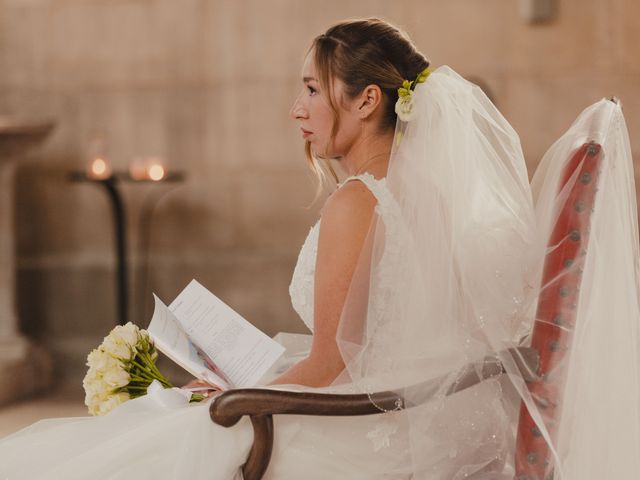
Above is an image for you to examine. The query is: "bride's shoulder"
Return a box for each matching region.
[313,179,377,286]
[314,180,377,250]
[320,178,377,220]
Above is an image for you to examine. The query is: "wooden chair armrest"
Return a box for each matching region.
[210,388,402,427]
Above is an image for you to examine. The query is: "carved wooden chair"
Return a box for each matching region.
[209,100,616,480]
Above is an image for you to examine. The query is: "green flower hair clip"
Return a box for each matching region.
[395,66,431,122]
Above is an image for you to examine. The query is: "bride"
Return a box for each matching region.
[1,17,638,479]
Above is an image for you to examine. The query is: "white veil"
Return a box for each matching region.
[332,67,640,478]
[333,65,540,478]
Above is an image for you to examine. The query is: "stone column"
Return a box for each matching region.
[0,117,55,407]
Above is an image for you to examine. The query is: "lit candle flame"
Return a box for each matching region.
[148,164,165,181]
[89,157,111,179]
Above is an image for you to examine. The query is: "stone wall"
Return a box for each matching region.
[0,0,638,382]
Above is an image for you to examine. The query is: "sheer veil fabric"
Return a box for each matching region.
[332,65,540,478]
[332,67,640,478]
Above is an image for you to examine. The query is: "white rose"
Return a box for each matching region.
[100,324,142,361]
[84,390,99,408]
[82,372,98,391]
[87,398,101,416]
[98,392,130,416]
[86,382,130,416]
[102,364,130,389]
[83,380,98,403]
[84,366,98,383]
[86,348,115,370]
[87,376,110,397]
[395,94,416,122]
[85,383,109,415]
[101,335,133,360]
[83,355,108,395]
[111,323,140,347]
[86,348,100,368]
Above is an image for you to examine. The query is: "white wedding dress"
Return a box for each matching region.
[0,172,517,479]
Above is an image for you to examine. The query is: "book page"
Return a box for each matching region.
[169,279,285,388]
[147,294,230,390]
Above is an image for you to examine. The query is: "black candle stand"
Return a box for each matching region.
[69,170,185,326]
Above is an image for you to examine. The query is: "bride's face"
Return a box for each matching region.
[289,50,361,158]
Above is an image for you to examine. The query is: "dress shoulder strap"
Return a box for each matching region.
[338,172,389,206]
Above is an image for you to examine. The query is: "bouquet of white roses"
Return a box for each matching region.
[83,322,197,416]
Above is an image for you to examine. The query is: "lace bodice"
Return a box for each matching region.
[288,172,396,332]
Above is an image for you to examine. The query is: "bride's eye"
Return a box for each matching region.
[307,85,317,96]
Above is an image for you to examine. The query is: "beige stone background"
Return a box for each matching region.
[0,0,638,413]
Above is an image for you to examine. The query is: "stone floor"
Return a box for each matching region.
[0,382,86,439]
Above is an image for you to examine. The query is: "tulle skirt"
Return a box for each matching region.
[0,379,521,479]
[0,334,520,479]
[0,388,251,479]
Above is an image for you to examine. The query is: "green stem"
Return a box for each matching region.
[140,353,172,387]
[129,354,173,389]
[129,371,157,383]
[141,352,163,374]
[131,358,155,376]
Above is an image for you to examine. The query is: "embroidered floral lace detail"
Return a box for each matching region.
[288,221,320,332]
[366,416,400,452]
[288,172,401,334]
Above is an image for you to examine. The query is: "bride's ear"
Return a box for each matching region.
[356,84,383,120]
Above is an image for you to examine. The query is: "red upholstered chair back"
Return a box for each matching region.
[514,141,603,479]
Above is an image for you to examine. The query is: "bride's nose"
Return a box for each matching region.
[289,94,308,120]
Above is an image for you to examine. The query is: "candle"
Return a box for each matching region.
[88,157,112,179]
[85,135,112,180]
[129,157,148,181]
[129,156,166,181]
[148,163,165,181]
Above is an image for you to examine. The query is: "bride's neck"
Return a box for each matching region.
[341,129,393,177]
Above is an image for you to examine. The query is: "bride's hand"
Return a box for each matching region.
[181,378,222,398]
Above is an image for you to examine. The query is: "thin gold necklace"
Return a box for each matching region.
[352,151,390,176]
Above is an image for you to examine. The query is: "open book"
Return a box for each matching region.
[147,279,285,390]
